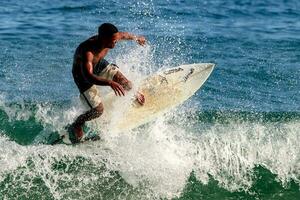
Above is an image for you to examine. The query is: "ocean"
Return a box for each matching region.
[0,0,299,199]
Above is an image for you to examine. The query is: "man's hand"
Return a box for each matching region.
[109,80,125,96]
[135,36,146,46]
[135,91,145,105]
[118,32,147,46]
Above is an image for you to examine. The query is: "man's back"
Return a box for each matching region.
[72,36,109,93]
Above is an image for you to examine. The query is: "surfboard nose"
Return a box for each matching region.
[193,63,215,75]
[203,63,215,71]
[208,63,215,68]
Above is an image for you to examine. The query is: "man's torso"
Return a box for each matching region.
[72,36,109,93]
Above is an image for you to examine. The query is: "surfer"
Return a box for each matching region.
[70,23,146,143]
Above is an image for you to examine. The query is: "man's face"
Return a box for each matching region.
[103,33,118,49]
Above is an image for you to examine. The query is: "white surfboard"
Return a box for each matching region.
[98,63,215,133]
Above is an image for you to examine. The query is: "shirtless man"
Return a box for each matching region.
[70,23,146,143]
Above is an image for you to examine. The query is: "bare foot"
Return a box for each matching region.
[68,125,84,143]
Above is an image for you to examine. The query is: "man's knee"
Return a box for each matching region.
[94,103,104,117]
[113,71,132,91]
[125,80,132,90]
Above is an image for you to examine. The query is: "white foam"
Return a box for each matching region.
[0,94,32,121]
[1,99,300,199]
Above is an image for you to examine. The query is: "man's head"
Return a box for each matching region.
[98,23,118,49]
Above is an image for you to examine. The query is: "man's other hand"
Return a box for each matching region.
[109,80,125,96]
[136,36,146,46]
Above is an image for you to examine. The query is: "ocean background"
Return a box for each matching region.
[0,0,299,199]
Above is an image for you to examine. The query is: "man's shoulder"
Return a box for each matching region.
[75,43,93,57]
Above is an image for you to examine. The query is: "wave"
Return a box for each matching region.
[1,100,299,144]
[0,97,82,145]
[0,98,299,199]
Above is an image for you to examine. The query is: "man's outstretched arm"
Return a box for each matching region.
[116,32,146,46]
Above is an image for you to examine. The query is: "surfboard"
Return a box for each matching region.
[100,63,215,133]
[53,63,215,145]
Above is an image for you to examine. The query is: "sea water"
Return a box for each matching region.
[0,0,299,199]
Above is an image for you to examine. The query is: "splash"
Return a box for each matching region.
[1,100,300,199]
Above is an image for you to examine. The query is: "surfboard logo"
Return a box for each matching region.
[183,68,194,82]
[159,75,168,84]
[163,67,184,75]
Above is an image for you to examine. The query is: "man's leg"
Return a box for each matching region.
[113,71,132,91]
[71,103,104,142]
[113,71,145,105]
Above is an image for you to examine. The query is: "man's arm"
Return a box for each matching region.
[116,32,146,46]
[82,52,110,86]
[82,52,125,96]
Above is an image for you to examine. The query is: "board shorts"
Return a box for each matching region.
[80,63,119,109]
